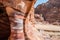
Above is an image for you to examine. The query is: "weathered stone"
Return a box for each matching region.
[35,0,60,25]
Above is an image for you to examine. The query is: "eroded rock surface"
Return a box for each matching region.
[35,0,60,25]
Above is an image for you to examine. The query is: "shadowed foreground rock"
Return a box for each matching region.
[1,0,60,40]
[0,3,11,40]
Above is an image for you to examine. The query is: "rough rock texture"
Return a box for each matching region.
[35,0,60,25]
[0,3,11,40]
[5,0,37,40]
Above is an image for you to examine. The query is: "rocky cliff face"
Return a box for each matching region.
[35,0,60,25]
